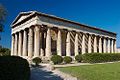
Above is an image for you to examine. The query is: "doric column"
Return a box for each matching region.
[74,33,79,56]
[46,28,52,57]
[14,33,18,55]
[34,26,40,57]
[103,37,107,53]
[114,40,117,53]
[23,30,27,56]
[66,31,71,56]
[18,32,22,56]
[57,30,62,56]
[107,38,110,53]
[41,32,45,56]
[94,36,97,53]
[11,34,15,56]
[111,39,114,53]
[88,34,91,53]
[99,37,102,53]
[28,28,33,57]
[82,33,85,54]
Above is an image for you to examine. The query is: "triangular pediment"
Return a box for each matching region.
[11,11,35,26]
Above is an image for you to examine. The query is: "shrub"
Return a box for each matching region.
[63,56,72,64]
[0,56,30,80]
[82,53,120,63]
[32,57,42,66]
[51,55,63,64]
[0,48,11,56]
[75,54,82,62]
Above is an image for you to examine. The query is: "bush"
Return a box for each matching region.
[63,56,72,64]
[0,48,11,56]
[75,54,82,62]
[0,56,30,80]
[32,57,42,66]
[51,55,63,64]
[82,53,120,63]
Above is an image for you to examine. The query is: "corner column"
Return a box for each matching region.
[57,29,62,56]
[14,33,18,55]
[11,34,15,55]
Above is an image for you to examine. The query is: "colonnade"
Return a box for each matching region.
[11,25,117,59]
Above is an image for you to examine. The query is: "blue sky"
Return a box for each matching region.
[0,0,120,48]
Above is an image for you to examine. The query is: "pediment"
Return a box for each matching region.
[11,11,34,26]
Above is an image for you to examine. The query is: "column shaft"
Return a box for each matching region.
[99,37,102,53]
[111,39,114,53]
[46,28,51,57]
[18,32,22,56]
[82,33,85,54]
[114,40,117,53]
[11,35,15,55]
[103,38,107,53]
[74,33,79,56]
[66,32,71,56]
[107,38,110,53]
[94,36,97,53]
[23,30,27,56]
[34,26,40,57]
[14,33,18,55]
[88,35,91,53]
[28,28,33,57]
[57,30,62,56]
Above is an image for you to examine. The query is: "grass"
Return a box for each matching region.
[59,62,120,80]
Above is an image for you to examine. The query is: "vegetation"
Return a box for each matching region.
[32,57,42,66]
[63,56,72,64]
[82,53,120,63]
[51,55,63,64]
[59,62,120,80]
[75,54,82,62]
[0,47,11,56]
[0,56,30,80]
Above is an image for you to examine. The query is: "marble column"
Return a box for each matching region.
[111,39,114,53]
[99,37,102,53]
[114,40,117,53]
[41,32,44,56]
[82,33,85,54]
[46,28,52,57]
[75,33,79,56]
[23,30,27,56]
[18,32,22,56]
[103,38,107,53]
[66,31,71,56]
[34,26,40,57]
[94,36,97,53]
[14,33,18,55]
[107,38,110,53]
[88,35,91,53]
[28,28,33,57]
[57,30,62,56]
[11,35,15,55]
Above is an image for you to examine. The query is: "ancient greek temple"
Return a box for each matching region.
[11,11,117,60]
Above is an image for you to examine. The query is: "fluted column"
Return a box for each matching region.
[11,35,15,55]
[75,33,79,56]
[23,30,27,56]
[34,26,40,57]
[18,32,22,56]
[46,28,52,57]
[82,33,85,54]
[114,40,117,53]
[28,28,33,57]
[88,35,91,53]
[66,31,71,56]
[111,39,114,53]
[14,33,18,55]
[99,37,102,53]
[94,36,97,53]
[103,38,107,53]
[107,38,110,53]
[57,30,62,56]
